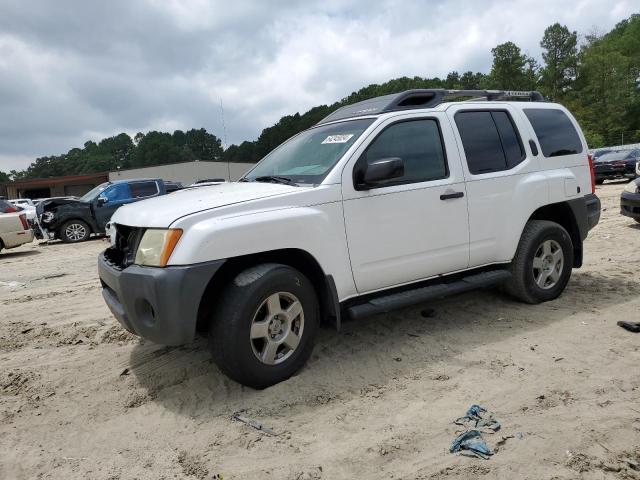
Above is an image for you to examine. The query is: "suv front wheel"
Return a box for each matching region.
[506,220,574,304]
[209,263,319,389]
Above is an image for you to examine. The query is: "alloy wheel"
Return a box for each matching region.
[250,292,304,365]
[532,239,564,289]
[65,223,87,241]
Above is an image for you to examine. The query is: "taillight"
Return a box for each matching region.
[5,206,18,213]
[19,213,29,230]
[588,154,596,193]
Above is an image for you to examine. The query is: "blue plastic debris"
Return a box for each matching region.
[454,404,501,433]
[450,430,493,459]
[450,405,501,459]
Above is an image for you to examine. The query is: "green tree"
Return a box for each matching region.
[0,171,9,182]
[539,23,578,100]
[568,14,640,147]
[488,41,532,90]
[459,71,486,89]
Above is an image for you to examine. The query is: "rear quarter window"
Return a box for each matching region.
[130,181,159,198]
[523,108,583,158]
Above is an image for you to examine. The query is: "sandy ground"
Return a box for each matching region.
[1,182,639,480]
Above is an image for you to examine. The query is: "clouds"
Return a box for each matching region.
[0,0,637,171]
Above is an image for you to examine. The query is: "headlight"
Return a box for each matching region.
[134,229,183,267]
[624,181,639,193]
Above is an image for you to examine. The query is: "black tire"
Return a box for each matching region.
[635,218,640,224]
[595,178,604,185]
[208,263,319,389]
[59,220,91,243]
[506,220,574,304]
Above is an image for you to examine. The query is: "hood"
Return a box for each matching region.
[112,181,301,228]
[41,198,85,209]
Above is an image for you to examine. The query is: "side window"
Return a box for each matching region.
[359,119,448,186]
[130,181,159,198]
[455,110,525,174]
[523,108,583,157]
[103,183,131,202]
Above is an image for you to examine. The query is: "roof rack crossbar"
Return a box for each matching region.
[317,89,545,125]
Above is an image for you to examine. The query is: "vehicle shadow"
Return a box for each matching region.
[128,270,640,418]
[41,235,106,246]
[0,249,41,259]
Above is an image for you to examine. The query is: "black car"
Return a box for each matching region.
[592,149,614,160]
[593,149,640,184]
[621,178,640,223]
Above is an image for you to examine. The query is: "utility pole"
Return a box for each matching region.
[220,98,231,181]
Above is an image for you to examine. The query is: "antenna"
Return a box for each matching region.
[219,98,231,181]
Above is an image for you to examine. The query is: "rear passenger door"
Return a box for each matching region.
[448,105,544,267]
[341,113,470,293]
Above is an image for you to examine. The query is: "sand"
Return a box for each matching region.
[1,181,639,479]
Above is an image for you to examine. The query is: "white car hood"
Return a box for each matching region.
[111,182,300,228]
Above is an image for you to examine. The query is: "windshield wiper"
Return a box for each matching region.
[253,175,299,186]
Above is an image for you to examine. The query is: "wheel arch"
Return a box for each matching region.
[196,248,341,334]
[528,201,582,267]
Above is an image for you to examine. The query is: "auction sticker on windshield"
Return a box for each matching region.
[321,134,354,144]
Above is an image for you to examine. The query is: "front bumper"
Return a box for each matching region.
[621,191,640,220]
[98,252,225,345]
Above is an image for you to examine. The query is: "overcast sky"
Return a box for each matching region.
[0,0,636,171]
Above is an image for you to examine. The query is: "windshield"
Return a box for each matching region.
[243,118,375,184]
[80,182,110,202]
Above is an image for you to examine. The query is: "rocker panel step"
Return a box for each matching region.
[347,269,511,319]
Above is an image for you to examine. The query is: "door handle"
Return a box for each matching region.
[440,191,464,200]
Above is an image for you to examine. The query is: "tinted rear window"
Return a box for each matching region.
[455,110,525,174]
[523,109,583,158]
[130,181,159,198]
[0,199,15,213]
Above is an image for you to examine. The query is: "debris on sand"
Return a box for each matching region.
[617,321,640,333]
[450,405,501,459]
[232,411,278,436]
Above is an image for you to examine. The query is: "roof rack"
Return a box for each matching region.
[317,89,546,125]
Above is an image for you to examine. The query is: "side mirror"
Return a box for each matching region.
[97,196,108,206]
[359,157,404,188]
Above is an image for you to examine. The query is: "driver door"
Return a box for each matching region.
[93,183,132,230]
[341,113,470,293]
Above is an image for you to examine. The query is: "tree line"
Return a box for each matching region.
[3,14,639,181]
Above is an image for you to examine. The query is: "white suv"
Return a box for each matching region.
[98,89,601,388]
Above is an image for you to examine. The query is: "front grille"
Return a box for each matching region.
[104,224,145,269]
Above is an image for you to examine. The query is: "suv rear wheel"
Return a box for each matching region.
[506,220,574,304]
[208,263,319,389]
[60,220,91,243]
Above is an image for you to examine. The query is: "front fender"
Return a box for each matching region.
[168,202,358,300]
[45,204,97,233]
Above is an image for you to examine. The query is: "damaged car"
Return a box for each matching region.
[39,179,172,242]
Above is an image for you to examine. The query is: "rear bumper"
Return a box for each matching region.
[98,252,225,345]
[0,229,34,248]
[621,191,640,220]
[568,193,600,241]
[595,168,626,180]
